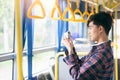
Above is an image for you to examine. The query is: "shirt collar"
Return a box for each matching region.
[92,40,111,50]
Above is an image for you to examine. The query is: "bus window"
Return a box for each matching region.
[23,0,57,77]
[0,60,12,80]
[30,0,57,49]
[0,0,14,53]
[23,50,55,77]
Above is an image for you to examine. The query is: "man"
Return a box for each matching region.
[63,12,114,80]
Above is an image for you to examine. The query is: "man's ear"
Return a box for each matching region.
[99,26,104,33]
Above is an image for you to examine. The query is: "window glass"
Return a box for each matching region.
[32,50,55,74]
[69,15,86,40]
[0,60,12,80]
[23,50,55,77]
[33,0,58,48]
[0,0,14,53]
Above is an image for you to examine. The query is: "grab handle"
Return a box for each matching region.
[51,0,62,20]
[74,0,84,22]
[62,0,75,21]
[88,4,95,19]
[82,1,90,22]
[27,0,46,19]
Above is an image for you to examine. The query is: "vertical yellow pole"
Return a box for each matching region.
[15,0,23,80]
[55,54,59,80]
[55,53,66,80]
[95,0,99,13]
[114,8,118,80]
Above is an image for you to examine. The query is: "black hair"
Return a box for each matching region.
[87,12,113,35]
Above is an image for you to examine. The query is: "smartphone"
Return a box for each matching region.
[64,31,72,39]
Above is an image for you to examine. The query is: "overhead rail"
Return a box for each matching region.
[82,0,99,13]
[82,0,98,6]
[102,0,120,12]
[73,0,84,22]
[26,0,120,21]
[62,0,75,21]
[27,0,46,19]
[51,0,62,20]
[26,0,99,22]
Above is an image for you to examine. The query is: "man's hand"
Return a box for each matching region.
[63,32,74,55]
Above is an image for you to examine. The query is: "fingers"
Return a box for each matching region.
[63,37,73,47]
[63,37,71,44]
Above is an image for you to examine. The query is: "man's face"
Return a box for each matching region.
[88,21,100,42]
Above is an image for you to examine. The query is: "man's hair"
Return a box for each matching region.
[87,12,113,35]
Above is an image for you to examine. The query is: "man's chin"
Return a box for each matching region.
[88,39,94,44]
[89,39,98,44]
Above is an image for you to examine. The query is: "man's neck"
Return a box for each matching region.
[97,35,108,44]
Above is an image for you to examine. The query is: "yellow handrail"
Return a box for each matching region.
[55,53,65,80]
[82,0,99,13]
[74,0,84,22]
[62,0,75,21]
[83,0,98,6]
[27,0,46,19]
[15,0,23,80]
[102,0,113,12]
[51,0,62,20]
[95,0,99,13]
[102,0,120,12]
[82,1,90,22]
[83,0,98,14]
[114,8,118,80]
[55,52,88,80]
[107,0,120,9]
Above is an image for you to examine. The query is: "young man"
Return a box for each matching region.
[63,12,114,80]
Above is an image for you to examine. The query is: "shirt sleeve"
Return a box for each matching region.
[63,52,103,79]
[65,47,77,56]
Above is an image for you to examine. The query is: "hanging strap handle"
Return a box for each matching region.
[62,0,75,21]
[88,4,95,19]
[82,1,90,22]
[74,0,84,22]
[27,0,46,19]
[51,0,62,20]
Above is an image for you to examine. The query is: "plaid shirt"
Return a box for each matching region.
[63,40,114,80]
